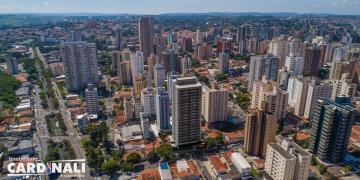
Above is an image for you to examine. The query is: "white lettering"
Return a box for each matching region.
[7,163,16,173]
[52,163,62,173]
[7,161,87,176]
[27,163,36,173]
[82,163,86,173]
[16,163,26,173]
[63,163,73,173]
[37,163,46,173]
[73,163,80,173]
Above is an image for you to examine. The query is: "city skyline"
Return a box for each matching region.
[0,0,360,15]
[0,1,360,179]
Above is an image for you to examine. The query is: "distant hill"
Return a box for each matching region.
[0,12,350,17]
[0,12,357,28]
[0,13,138,17]
[158,12,305,17]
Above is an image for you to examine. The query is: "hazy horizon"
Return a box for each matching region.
[0,12,357,16]
[0,0,359,15]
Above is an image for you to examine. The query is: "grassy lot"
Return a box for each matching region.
[45,113,67,136]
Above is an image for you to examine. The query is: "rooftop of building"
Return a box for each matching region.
[136,168,160,180]
[66,94,80,100]
[121,125,143,142]
[67,99,81,106]
[318,97,355,111]
[8,139,33,151]
[231,152,251,169]
[115,111,125,126]
[350,125,360,149]
[144,140,161,154]
[268,143,295,160]
[18,117,33,124]
[68,107,85,116]
[252,159,265,169]
[14,74,27,82]
[158,161,168,168]
[175,76,202,87]
[159,163,172,179]
[15,87,30,96]
[208,155,228,174]
[327,165,350,177]
[224,131,244,140]
[208,131,219,139]
[113,91,132,100]
[169,160,201,178]
[295,132,309,141]
[0,117,15,126]
[288,143,312,157]
[16,109,33,117]
[0,127,6,133]
[223,150,235,163]
[21,81,32,87]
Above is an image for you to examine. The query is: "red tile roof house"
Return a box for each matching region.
[208,155,228,175]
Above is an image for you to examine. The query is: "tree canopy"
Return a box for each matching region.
[235,92,250,110]
[0,70,20,109]
[127,152,141,164]
[101,159,120,176]
[198,75,209,84]
[112,149,124,160]
[216,73,229,81]
[84,122,109,144]
[205,137,216,149]
[147,150,160,163]
[156,144,175,163]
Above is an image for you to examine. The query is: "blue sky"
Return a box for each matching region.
[0,0,359,15]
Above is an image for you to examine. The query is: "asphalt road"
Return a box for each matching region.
[34,84,49,157]
[36,47,92,179]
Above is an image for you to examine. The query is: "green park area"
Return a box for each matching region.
[45,113,67,136]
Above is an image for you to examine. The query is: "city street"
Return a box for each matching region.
[33,84,49,158]
[36,48,92,179]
